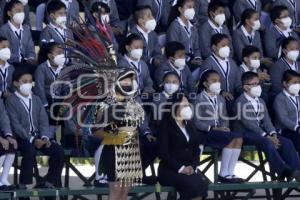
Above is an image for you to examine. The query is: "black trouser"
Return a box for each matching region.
[17,138,64,187]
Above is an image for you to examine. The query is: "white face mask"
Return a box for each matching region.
[218,46,230,58]
[19,0,28,5]
[130,48,143,60]
[19,83,33,96]
[0,48,11,62]
[287,50,299,61]
[184,8,195,20]
[214,13,226,26]
[145,19,157,32]
[53,54,66,66]
[101,14,110,23]
[209,82,221,95]
[174,58,186,70]
[56,16,67,29]
[252,20,261,31]
[164,83,179,95]
[250,85,262,97]
[249,59,260,69]
[281,17,292,28]
[13,12,25,25]
[288,83,300,96]
[180,106,193,120]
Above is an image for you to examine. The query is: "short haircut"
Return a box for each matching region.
[242,71,259,85]
[241,8,257,25]
[165,41,185,58]
[0,36,8,43]
[119,33,143,55]
[211,33,229,46]
[282,70,300,83]
[242,45,260,59]
[12,67,32,82]
[163,70,181,82]
[47,0,66,15]
[281,36,298,50]
[91,1,110,14]
[199,69,220,92]
[208,0,225,14]
[134,5,152,23]
[270,5,288,23]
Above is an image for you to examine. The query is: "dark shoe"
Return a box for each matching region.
[0,185,8,191]
[4,185,16,191]
[94,179,108,187]
[17,184,27,190]
[34,181,55,189]
[142,176,158,185]
[287,170,300,182]
[231,175,245,183]
[218,175,236,183]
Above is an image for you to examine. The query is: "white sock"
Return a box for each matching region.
[228,149,241,177]
[219,148,232,177]
[94,145,104,180]
[0,154,15,186]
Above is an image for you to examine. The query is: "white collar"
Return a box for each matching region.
[283,89,298,98]
[213,53,228,63]
[162,91,170,98]
[15,91,32,102]
[136,25,150,35]
[177,17,193,30]
[244,92,259,102]
[0,62,10,71]
[169,60,183,74]
[208,19,223,30]
[275,25,292,35]
[202,90,217,99]
[49,22,65,33]
[241,62,257,73]
[241,25,255,37]
[46,60,63,74]
[125,54,139,66]
[8,20,23,32]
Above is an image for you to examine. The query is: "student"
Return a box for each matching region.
[273,70,300,152]
[39,0,74,47]
[273,0,300,28]
[157,93,209,200]
[136,0,172,31]
[155,41,196,95]
[0,0,36,65]
[130,6,163,75]
[233,0,262,22]
[194,70,244,183]
[49,0,80,26]
[4,0,31,27]
[234,72,300,181]
[264,5,300,60]
[199,0,232,59]
[239,45,270,102]
[200,34,241,104]
[6,68,64,188]
[233,9,263,63]
[117,34,154,95]
[167,0,202,71]
[0,99,16,190]
[270,37,300,97]
[0,37,15,99]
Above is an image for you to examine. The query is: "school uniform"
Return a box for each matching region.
[88,0,123,30]
[167,17,202,62]
[196,0,210,26]
[193,91,242,149]
[200,54,242,96]
[273,90,300,150]
[117,55,154,93]
[0,22,36,64]
[273,0,300,28]
[234,93,300,176]
[157,119,208,200]
[130,25,163,70]
[264,25,300,60]
[199,20,233,59]
[5,92,64,186]
[39,23,74,46]
[233,0,262,22]
[0,63,15,97]
[154,61,196,94]
[233,26,263,63]
[270,57,300,97]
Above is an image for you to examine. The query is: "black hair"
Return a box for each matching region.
[12,66,33,82]
[241,71,259,86]
[270,5,288,23]
[3,0,22,23]
[210,33,229,47]
[198,69,220,92]
[281,36,298,51]
[47,0,66,15]
[0,36,8,43]
[91,1,110,15]
[168,0,193,25]
[163,70,181,82]
[240,8,258,26]
[208,0,225,17]
[242,45,260,60]
[134,5,153,23]
[165,41,185,58]
[119,33,143,55]
[282,70,300,84]
[38,42,62,64]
